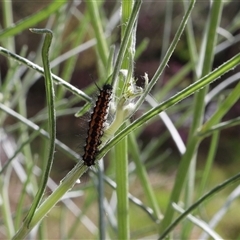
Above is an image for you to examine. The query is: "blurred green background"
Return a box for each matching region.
[1,1,240,239]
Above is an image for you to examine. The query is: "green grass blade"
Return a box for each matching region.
[128,132,162,221]
[198,131,220,197]
[115,135,129,239]
[86,0,108,68]
[115,1,136,239]
[0,167,15,238]
[2,0,15,52]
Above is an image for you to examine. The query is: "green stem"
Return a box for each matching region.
[129,132,162,221]
[111,0,142,87]
[115,134,129,239]
[115,1,136,239]
[2,0,15,52]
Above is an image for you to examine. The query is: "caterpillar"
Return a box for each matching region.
[82,84,112,166]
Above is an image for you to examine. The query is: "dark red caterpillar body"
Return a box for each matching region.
[82,84,112,166]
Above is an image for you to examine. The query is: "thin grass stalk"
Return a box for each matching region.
[0,167,15,238]
[97,161,105,240]
[115,137,129,239]
[181,154,196,238]
[158,0,172,82]
[180,1,199,228]
[115,1,135,238]
[128,132,162,221]
[2,0,15,52]
[86,0,108,69]
[198,131,220,198]
[183,0,198,76]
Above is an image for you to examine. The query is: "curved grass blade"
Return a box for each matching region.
[19,28,56,227]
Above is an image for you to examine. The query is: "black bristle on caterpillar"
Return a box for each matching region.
[82,84,112,166]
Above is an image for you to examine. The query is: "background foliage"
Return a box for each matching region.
[1,0,240,239]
